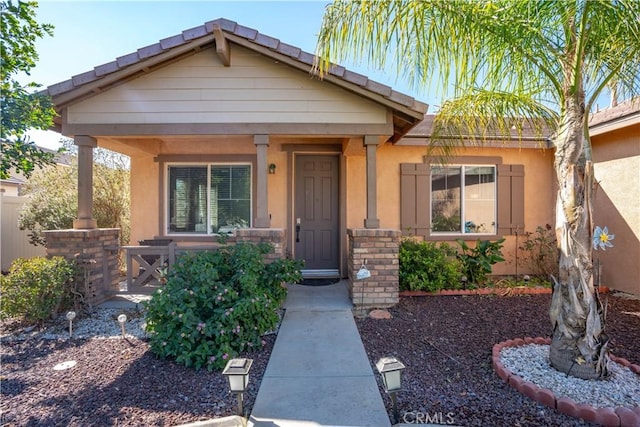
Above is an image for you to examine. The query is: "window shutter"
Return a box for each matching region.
[497,164,525,235]
[400,163,431,236]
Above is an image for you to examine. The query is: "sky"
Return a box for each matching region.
[24,0,435,149]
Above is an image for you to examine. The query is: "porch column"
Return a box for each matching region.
[364,135,380,228]
[254,134,270,228]
[73,135,97,229]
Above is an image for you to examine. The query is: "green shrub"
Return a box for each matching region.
[456,238,505,286]
[519,224,559,280]
[0,256,75,323]
[143,242,303,371]
[399,239,463,292]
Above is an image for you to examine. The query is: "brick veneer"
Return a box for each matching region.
[236,228,286,261]
[44,228,120,307]
[348,228,400,309]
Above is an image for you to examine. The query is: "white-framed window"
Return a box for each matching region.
[430,165,496,235]
[167,164,251,234]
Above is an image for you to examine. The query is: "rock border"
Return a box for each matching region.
[492,337,640,427]
[400,286,610,297]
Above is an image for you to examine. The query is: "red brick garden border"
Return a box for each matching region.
[400,286,610,297]
[492,337,640,426]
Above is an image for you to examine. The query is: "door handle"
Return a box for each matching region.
[295,218,301,243]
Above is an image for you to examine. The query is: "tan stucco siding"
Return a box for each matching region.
[67,46,387,125]
[266,143,288,230]
[126,135,556,278]
[128,138,295,245]
[592,125,640,294]
[344,155,367,230]
[374,145,555,231]
[129,155,160,244]
[371,144,556,276]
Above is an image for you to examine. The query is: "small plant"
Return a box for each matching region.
[492,275,551,289]
[143,242,302,371]
[519,224,559,279]
[0,256,76,323]
[399,238,463,292]
[456,238,505,286]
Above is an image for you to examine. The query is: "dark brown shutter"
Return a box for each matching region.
[400,163,431,236]
[497,164,525,235]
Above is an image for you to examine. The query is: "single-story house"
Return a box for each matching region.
[41,18,639,305]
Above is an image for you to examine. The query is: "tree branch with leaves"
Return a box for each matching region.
[1,0,58,179]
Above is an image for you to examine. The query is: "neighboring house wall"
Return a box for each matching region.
[1,195,47,271]
[592,123,640,295]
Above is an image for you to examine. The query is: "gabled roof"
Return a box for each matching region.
[46,18,428,142]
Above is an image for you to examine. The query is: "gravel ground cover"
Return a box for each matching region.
[1,291,638,426]
[355,292,640,427]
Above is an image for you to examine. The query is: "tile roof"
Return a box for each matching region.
[46,18,428,130]
[403,114,552,144]
[588,98,640,128]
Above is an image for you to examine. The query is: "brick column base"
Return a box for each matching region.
[236,228,286,262]
[348,228,400,309]
[44,228,120,307]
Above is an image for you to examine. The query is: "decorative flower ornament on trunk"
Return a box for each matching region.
[593,226,615,251]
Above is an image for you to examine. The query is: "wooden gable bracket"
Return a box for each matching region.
[213,24,230,66]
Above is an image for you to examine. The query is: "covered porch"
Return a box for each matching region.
[43,18,427,307]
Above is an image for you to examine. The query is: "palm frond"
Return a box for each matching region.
[432,90,558,146]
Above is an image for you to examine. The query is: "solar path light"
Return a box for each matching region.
[376,356,406,423]
[66,311,76,337]
[222,358,253,416]
[117,314,127,338]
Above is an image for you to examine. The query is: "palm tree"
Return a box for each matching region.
[315,0,640,379]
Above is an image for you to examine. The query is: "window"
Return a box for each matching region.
[430,165,496,234]
[400,161,524,238]
[168,164,251,234]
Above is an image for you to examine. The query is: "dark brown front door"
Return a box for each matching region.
[294,155,340,274]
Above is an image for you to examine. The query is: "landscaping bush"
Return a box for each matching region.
[399,239,463,292]
[518,224,559,280]
[143,242,303,371]
[456,238,505,286]
[0,256,75,323]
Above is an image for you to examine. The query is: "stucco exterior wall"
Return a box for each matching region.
[129,154,160,244]
[592,124,640,295]
[374,144,556,276]
[122,137,556,278]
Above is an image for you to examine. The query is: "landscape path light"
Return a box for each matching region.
[376,356,406,423]
[117,314,127,338]
[66,311,76,337]
[222,358,253,416]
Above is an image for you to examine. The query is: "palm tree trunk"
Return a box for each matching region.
[548,96,610,380]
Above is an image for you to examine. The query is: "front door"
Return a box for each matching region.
[294,155,340,276]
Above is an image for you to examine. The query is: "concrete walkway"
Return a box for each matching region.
[98,281,157,309]
[249,281,391,427]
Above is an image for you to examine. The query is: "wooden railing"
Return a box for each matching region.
[123,242,224,288]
